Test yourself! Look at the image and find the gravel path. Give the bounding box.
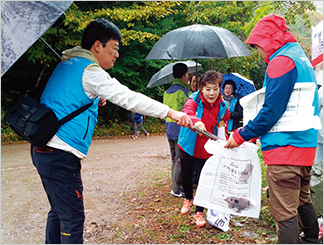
[1,135,171,244]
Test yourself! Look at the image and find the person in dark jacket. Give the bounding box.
[225,14,319,244]
[130,111,149,139]
[163,63,191,198]
[222,79,243,134]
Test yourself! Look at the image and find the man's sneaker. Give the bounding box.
[181,198,193,215]
[194,212,206,228]
[131,135,138,139]
[145,133,149,138]
[170,190,185,198]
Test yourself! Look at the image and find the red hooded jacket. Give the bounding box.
[233,14,317,166]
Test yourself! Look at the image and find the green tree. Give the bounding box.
[1,1,319,128]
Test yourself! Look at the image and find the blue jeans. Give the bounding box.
[31,145,84,244]
[134,120,148,136]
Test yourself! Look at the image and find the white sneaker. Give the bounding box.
[170,190,185,198]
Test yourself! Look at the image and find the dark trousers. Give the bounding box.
[168,139,182,193]
[31,145,84,244]
[179,149,207,213]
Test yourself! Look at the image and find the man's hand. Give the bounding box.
[98,98,106,107]
[224,135,240,149]
[167,109,193,128]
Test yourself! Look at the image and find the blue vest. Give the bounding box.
[260,42,319,149]
[41,57,99,155]
[178,91,228,156]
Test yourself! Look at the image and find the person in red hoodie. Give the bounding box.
[225,14,319,243]
[177,70,230,228]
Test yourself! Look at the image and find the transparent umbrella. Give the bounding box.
[147,60,202,88]
[1,1,72,77]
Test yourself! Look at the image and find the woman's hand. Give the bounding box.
[194,121,206,134]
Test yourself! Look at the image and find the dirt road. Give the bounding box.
[1,135,171,244]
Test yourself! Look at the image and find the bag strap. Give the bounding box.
[57,101,94,127]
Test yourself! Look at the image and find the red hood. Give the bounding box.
[246,14,297,64]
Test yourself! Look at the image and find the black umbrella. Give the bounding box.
[146,23,251,60]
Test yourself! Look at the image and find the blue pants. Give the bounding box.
[134,120,148,136]
[31,145,84,244]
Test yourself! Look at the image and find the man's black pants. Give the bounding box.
[31,145,84,244]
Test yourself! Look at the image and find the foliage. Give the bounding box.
[1,111,22,143]
[244,1,317,38]
[1,1,320,128]
[1,115,165,144]
[249,59,267,90]
[92,116,165,138]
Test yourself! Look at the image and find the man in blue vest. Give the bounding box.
[31,19,192,244]
[225,14,319,243]
[163,63,191,198]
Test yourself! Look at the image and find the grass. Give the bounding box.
[1,115,165,143]
[84,150,277,244]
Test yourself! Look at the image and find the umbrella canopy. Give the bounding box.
[222,73,256,97]
[146,23,251,60]
[147,60,202,88]
[1,1,72,77]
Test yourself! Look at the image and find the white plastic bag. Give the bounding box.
[217,125,226,140]
[207,209,230,231]
[194,139,261,218]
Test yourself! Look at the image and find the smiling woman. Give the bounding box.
[176,70,231,228]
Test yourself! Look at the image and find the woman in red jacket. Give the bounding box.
[177,70,230,228]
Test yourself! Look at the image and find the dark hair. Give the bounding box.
[189,73,201,83]
[198,70,223,90]
[173,63,188,78]
[222,79,236,92]
[82,19,122,50]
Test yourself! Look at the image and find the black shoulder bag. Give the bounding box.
[4,94,94,147]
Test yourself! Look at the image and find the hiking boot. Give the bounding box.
[181,198,193,215]
[170,190,185,198]
[194,212,206,228]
